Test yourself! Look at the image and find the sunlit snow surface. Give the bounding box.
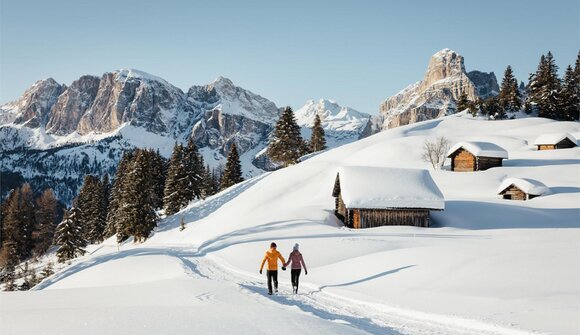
[2,113,579,335]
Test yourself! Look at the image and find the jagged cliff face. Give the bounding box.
[46,75,101,135]
[379,49,498,129]
[188,77,279,155]
[1,78,66,127]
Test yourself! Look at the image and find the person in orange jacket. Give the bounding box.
[259,242,286,295]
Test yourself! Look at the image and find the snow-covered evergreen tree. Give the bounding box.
[267,106,307,167]
[221,143,244,190]
[105,151,134,238]
[75,175,106,244]
[529,52,561,119]
[559,65,579,121]
[117,150,158,243]
[309,114,327,153]
[184,138,205,201]
[54,208,86,263]
[164,143,190,215]
[498,65,522,113]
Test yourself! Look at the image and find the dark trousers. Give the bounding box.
[266,270,278,293]
[291,269,301,291]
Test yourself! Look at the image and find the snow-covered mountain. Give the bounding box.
[378,49,499,129]
[5,114,578,335]
[0,71,370,203]
[294,99,372,147]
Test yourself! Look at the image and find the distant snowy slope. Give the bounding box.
[295,99,371,147]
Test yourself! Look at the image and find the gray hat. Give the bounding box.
[293,243,299,251]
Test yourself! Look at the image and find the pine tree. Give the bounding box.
[105,151,134,238]
[309,114,327,152]
[559,65,579,120]
[101,174,111,224]
[201,165,217,199]
[1,185,36,263]
[498,65,522,114]
[34,189,58,256]
[18,262,32,290]
[164,143,189,215]
[184,138,205,201]
[456,91,471,113]
[148,150,167,209]
[75,175,106,244]
[221,143,244,190]
[19,184,36,260]
[117,150,158,243]
[530,52,561,119]
[54,208,86,263]
[267,106,307,167]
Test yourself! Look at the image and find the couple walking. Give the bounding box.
[259,242,308,295]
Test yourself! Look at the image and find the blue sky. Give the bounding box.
[1,0,578,114]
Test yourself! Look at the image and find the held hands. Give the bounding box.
[282,267,286,271]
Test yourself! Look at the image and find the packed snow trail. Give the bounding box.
[188,248,543,335]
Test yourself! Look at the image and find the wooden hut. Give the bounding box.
[447,142,508,172]
[332,166,444,228]
[533,133,577,150]
[498,178,549,200]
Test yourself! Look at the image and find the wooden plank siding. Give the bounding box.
[450,148,503,171]
[358,208,430,228]
[499,184,541,201]
[537,138,577,150]
[499,185,527,200]
[476,156,503,171]
[451,149,475,172]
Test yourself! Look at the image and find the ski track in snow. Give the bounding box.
[64,245,539,335]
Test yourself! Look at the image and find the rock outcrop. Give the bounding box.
[1,78,65,127]
[46,75,101,135]
[379,49,498,129]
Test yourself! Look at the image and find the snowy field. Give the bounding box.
[1,113,579,335]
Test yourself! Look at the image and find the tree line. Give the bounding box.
[457,50,579,121]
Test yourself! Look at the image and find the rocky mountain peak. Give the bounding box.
[423,49,466,87]
[7,78,66,127]
[378,48,498,130]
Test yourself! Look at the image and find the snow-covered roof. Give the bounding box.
[498,178,549,196]
[533,133,577,145]
[447,141,508,159]
[336,166,445,210]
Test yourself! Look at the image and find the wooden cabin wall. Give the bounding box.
[556,138,577,149]
[476,157,503,171]
[538,144,556,150]
[451,149,475,171]
[501,185,527,200]
[335,194,347,222]
[358,209,430,228]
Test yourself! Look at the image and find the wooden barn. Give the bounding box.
[498,178,549,200]
[533,133,577,150]
[447,142,508,172]
[332,166,444,228]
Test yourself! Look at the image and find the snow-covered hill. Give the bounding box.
[3,114,578,335]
